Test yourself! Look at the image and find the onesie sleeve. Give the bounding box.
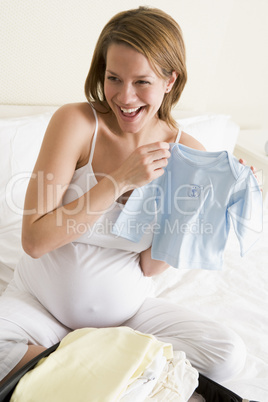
[227,167,263,256]
[112,182,158,242]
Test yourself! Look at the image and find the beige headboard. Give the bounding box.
[1,0,267,129]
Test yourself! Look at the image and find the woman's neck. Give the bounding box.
[105,110,174,147]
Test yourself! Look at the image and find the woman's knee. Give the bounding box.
[207,327,247,383]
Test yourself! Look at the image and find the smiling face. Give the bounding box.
[104,43,176,134]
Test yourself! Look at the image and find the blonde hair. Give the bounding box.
[84,6,187,129]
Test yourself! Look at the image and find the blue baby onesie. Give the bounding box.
[112,144,262,270]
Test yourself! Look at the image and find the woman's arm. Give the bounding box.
[140,247,170,277]
[22,103,123,258]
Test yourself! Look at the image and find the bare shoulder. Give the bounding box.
[46,102,96,161]
[50,102,96,136]
[179,130,206,151]
[32,102,97,176]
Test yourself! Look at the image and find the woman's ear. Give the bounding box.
[165,71,178,93]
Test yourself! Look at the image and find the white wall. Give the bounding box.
[0,0,267,129]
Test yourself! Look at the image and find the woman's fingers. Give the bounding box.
[148,148,171,165]
[239,158,261,189]
[144,141,170,152]
[116,142,171,190]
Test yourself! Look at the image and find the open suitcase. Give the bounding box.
[0,343,259,402]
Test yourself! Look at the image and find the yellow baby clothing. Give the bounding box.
[11,327,173,402]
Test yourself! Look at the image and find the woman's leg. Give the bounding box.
[0,280,70,382]
[122,297,247,383]
[0,345,47,386]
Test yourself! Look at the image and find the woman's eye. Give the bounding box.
[137,80,150,85]
[107,76,119,82]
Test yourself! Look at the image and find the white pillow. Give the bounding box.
[175,113,240,153]
[0,112,53,270]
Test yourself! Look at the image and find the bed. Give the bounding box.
[0,105,267,401]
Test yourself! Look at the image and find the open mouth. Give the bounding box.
[118,106,144,118]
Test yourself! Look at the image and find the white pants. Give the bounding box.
[0,279,246,383]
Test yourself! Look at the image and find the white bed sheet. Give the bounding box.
[152,209,268,401]
[0,105,267,401]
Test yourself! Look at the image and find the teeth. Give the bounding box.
[120,107,140,113]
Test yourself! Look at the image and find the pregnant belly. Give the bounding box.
[16,243,152,329]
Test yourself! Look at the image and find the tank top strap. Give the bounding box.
[175,126,182,143]
[88,103,99,164]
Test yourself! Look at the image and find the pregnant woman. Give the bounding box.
[0,6,246,384]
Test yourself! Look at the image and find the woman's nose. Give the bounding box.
[117,83,137,105]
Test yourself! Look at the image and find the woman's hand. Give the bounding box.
[239,158,261,189]
[112,141,171,192]
[239,158,256,174]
